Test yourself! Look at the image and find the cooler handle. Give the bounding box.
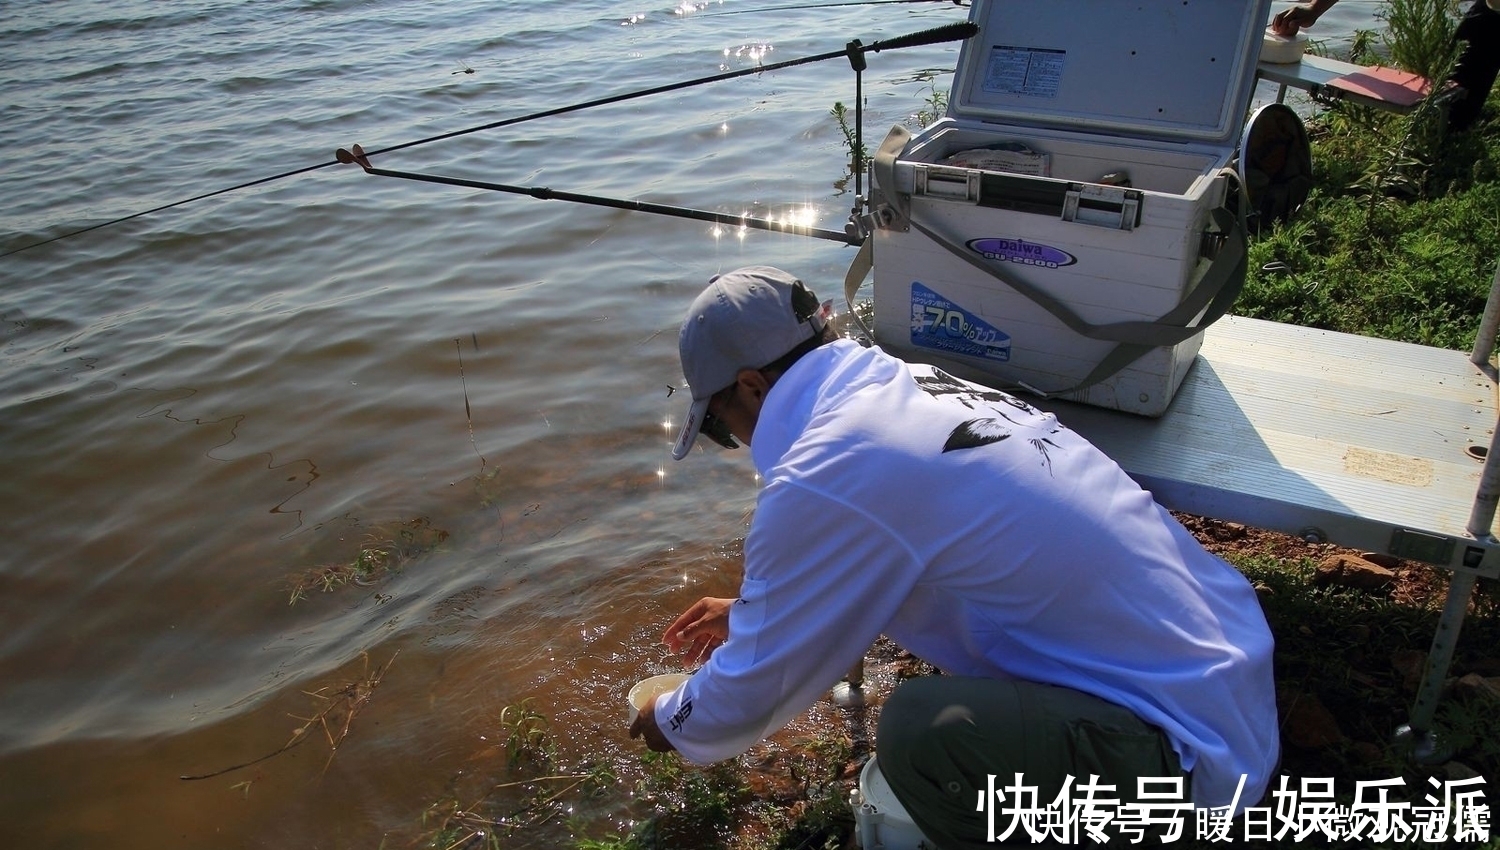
[911,166,1143,231]
[1061,184,1141,231]
[913,164,981,201]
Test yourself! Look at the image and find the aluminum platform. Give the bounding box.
[1034,310,1500,746]
[1041,314,1499,577]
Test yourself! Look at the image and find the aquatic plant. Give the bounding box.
[500,697,554,766]
[286,517,449,604]
[909,83,948,130]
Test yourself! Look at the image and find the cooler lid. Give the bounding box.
[948,0,1273,146]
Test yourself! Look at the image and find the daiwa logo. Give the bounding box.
[967,238,1076,269]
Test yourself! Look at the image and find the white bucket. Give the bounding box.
[626,673,690,724]
[853,755,940,850]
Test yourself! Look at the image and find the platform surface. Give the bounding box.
[1257,54,1428,113]
[1037,315,1499,576]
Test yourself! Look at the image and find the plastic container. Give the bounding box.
[626,673,691,724]
[852,755,938,850]
[1260,30,1308,64]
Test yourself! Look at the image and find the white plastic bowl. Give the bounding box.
[1261,30,1309,64]
[626,672,691,724]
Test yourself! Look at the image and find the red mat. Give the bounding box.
[1327,65,1433,108]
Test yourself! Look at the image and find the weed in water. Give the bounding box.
[500,697,554,767]
[416,702,619,849]
[628,751,747,849]
[829,101,865,174]
[421,767,602,848]
[179,651,397,781]
[286,517,448,604]
[908,84,948,130]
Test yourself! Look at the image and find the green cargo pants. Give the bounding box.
[875,675,1187,848]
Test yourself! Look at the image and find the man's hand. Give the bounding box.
[663,596,735,667]
[1271,2,1330,37]
[628,692,676,752]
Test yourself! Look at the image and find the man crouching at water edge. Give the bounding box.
[628,266,1279,847]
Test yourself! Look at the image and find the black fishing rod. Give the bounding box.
[335,145,863,246]
[700,0,967,17]
[3,20,973,260]
[329,21,977,246]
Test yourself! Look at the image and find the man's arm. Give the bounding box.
[649,481,924,765]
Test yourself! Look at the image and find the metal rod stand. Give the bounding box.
[1398,256,1500,762]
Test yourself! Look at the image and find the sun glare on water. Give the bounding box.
[709,203,821,243]
[672,1,724,16]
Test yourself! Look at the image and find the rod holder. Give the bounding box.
[846,39,867,200]
[335,144,373,171]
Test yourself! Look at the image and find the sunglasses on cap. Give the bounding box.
[699,385,740,450]
[700,411,739,450]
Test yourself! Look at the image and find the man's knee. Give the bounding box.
[880,676,994,752]
[873,676,1186,847]
[877,676,1183,804]
[878,676,1031,783]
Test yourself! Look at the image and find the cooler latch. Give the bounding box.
[1061,184,1142,231]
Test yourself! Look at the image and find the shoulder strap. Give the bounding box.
[906,187,1246,349]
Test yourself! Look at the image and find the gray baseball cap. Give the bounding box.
[672,266,828,460]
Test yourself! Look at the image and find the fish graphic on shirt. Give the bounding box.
[914,368,1063,471]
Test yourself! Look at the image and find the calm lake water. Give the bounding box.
[0,1,1384,847]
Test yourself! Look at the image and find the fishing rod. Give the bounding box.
[350,22,972,165]
[332,21,978,246]
[699,0,967,17]
[335,144,862,245]
[3,20,973,260]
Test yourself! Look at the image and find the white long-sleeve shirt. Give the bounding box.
[655,339,1279,810]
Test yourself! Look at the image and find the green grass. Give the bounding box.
[1243,178,1500,350]
[1239,97,1499,350]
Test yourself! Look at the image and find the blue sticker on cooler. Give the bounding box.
[909,282,1011,362]
[967,237,1076,269]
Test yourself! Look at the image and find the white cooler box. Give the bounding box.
[869,0,1270,416]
